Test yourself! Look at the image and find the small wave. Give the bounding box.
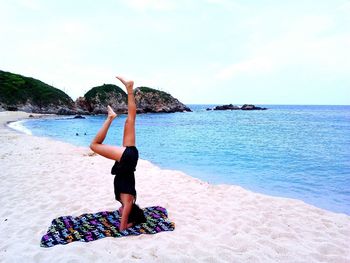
[7,120,32,135]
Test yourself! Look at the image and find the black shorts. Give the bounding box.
[111,146,139,201]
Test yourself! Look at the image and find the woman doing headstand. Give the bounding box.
[90,76,145,231]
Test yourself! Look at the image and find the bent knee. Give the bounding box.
[90,142,98,152]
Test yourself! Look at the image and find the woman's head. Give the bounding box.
[128,204,146,224]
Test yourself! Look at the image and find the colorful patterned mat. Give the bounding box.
[40,206,175,247]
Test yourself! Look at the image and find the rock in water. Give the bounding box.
[134,87,191,113]
[241,104,267,110]
[212,104,267,111]
[73,115,85,119]
[213,104,240,110]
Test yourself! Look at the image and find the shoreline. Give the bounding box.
[1,111,349,262]
[8,113,350,216]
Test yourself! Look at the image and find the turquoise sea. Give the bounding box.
[18,105,350,214]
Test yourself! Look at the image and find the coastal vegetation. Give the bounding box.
[0,70,190,114]
[137,87,172,103]
[0,70,74,111]
[134,87,191,113]
[78,84,128,114]
[84,84,127,104]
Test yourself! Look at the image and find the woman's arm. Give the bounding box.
[120,203,132,231]
[119,193,134,231]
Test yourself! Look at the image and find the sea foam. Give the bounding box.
[8,120,32,135]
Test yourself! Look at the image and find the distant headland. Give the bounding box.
[0,70,191,115]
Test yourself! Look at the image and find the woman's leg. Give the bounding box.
[116,76,136,147]
[90,105,126,161]
[114,76,137,230]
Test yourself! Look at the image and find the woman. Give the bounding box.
[90,76,146,231]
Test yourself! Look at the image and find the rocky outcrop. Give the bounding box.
[74,97,91,114]
[0,70,191,115]
[208,104,267,111]
[0,70,75,114]
[0,95,76,115]
[134,87,191,113]
[0,103,77,115]
[213,104,240,111]
[74,86,191,114]
[81,84,128,114]
[241,104,267,110]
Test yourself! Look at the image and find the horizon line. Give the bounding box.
[184,103,350,106]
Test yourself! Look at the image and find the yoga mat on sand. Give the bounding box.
[40,206,175,248]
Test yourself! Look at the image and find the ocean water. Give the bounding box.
[19,105,350,214]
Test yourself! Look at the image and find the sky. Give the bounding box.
[0,0,349,105]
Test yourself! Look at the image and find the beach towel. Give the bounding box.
[40,206,175,248]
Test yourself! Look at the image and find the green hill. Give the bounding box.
[80,84,128,114]
[0,70,74,110]
[0,70,191,114]
[137,87,172,102]
[84,84,127,103]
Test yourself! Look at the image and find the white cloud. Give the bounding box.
[1,0,349,104]
[338,0,350,13]
[16,0,42,10]
[124,0,176,11]
[216,14,350,80]
[216,56,274,79]
[60,20,88,36]
[205,0,243,9]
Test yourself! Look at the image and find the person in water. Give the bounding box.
[90,76,146,231]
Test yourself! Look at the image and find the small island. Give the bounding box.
[207,104,267,111]
[77,85,191,114]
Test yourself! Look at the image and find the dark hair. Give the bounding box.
[128,204,146,224]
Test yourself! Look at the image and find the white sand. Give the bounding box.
[0,111,349,263]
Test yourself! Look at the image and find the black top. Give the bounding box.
[111,146,139,202]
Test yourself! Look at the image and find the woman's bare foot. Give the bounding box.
[107,105,117,120]
[116,76,134,94]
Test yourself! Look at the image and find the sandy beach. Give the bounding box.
[0,111,349,263]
